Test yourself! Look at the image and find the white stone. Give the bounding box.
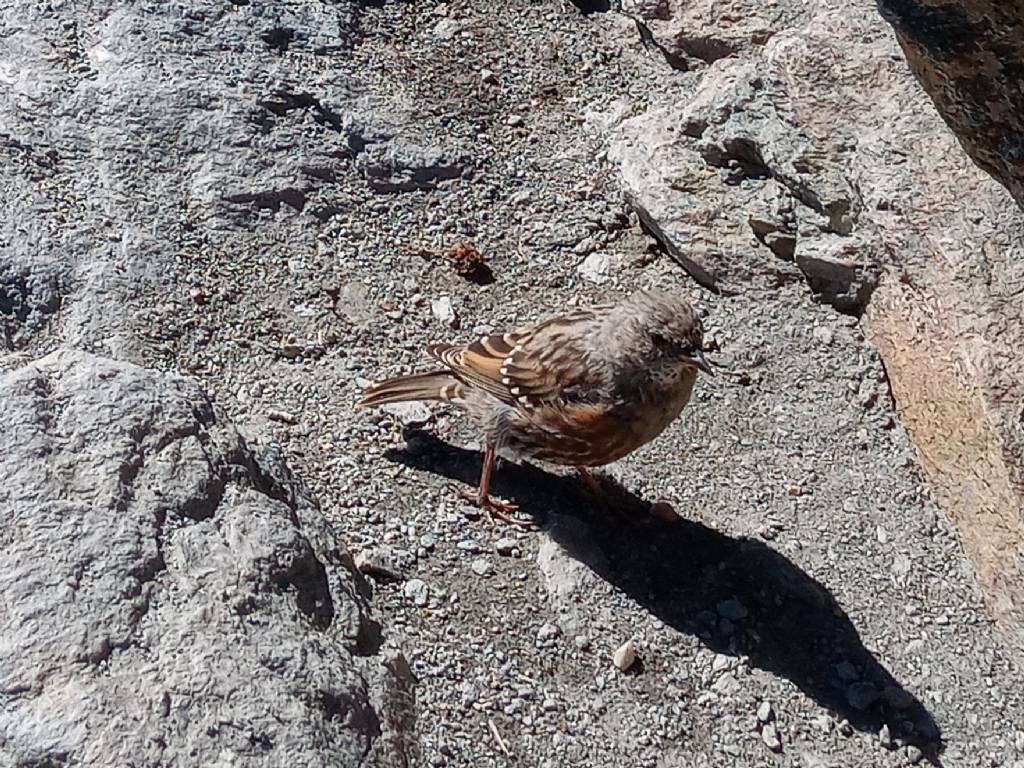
[612,640,637,671]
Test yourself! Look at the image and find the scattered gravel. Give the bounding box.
[19,0,1018,765]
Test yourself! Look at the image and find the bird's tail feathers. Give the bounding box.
[356,371,465,408]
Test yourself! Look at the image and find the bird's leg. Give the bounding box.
[459,444,533,528]
[575,466,604,495]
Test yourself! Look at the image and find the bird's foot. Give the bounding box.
[459,489,535,529]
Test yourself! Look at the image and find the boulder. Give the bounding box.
[605,0,1024,657]
[0,349,416,766]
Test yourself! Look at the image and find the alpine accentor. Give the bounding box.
[358,287,711,525]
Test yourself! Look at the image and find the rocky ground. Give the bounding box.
[3,0,1023,766]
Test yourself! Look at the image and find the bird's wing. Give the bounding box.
[429,307,603,408]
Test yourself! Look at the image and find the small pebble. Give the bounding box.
[403,578,429,607]
[811,714,833,733]
[612,640,637,671]
[432,18,462,40]
[430,296,459,328]
[601,211,625,231]
[537,622,561,642]
[834,661,859,681]
[267,409,298,425]
[381,400,433,427]
[354,545,410,580]
[878,724,894,749]
[711,673,740,695]
[577,252,611,283]
[883,684,915,709]
[459,681,478,708]
[279,334,303,358]
[812,326,834,345]
[573,236,596,255]
[756,700,774,724]
[470,558,493,577]
[760,722,782,752]
[494,537,518,556]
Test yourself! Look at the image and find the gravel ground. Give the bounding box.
[119,2,1023,766]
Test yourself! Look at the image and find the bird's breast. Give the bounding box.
[623,369,697,449]
[503,368,697,467]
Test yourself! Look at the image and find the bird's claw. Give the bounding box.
[459,489,535,529]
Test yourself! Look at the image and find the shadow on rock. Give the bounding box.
[389,430,944,762]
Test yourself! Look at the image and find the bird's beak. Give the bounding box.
[686,349,714,375]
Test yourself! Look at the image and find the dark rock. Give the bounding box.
[879,0,1024,206]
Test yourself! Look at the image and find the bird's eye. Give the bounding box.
[650,333,677,353]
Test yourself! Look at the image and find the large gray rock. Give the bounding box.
[0,0,468,359]
[604,0,1024,657]
[0,349,416,766]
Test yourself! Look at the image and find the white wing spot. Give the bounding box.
[500,367,509,375]
[501,377,511,385]
[517,395,532,407]
[510,387,521,395]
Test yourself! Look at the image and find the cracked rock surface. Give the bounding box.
[0,350,415,767]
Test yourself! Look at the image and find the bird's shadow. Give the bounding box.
[389,431,944,762]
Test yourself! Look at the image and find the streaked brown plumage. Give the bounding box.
[357,288,712,525]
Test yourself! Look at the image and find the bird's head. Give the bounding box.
[628,288,713,375]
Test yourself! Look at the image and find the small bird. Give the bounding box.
[357,288,712,525]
